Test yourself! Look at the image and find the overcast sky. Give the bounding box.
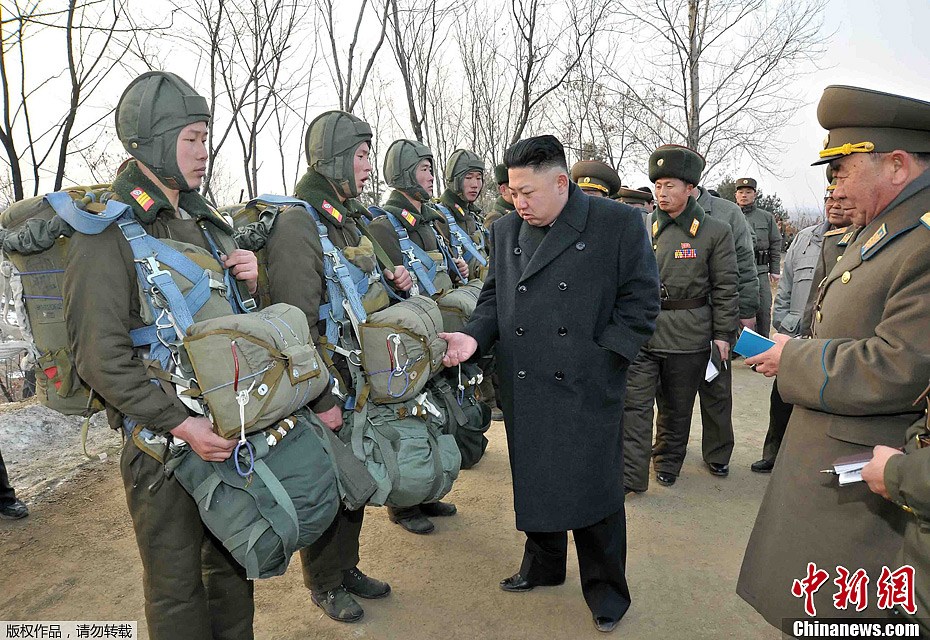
[701,0,930,213]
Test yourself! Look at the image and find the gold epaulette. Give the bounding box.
[824,226,848,237]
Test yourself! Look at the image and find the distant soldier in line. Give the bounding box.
[636,186,656,213]
[622,145,738,492]
[735,178,781,336]
[439,149,489,279]
[613,186,653,212]
[485,163,515,230]
[570,160,622,199]
[750,173,853,473]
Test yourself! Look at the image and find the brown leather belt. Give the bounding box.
[661,296,708,310]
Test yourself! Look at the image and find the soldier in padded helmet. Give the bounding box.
[365,139,468,535]
[261,110,411,624]
[64,71,260,640]
[438,149,490,278]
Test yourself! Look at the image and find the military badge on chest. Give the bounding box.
[674,242,697,259]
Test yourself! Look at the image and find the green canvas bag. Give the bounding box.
[435,279,483,332]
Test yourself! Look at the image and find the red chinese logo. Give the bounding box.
[833,566,869,612]
[791,562,830,617]
[876,565,916,615]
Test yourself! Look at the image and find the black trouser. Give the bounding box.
[0,446,17,505]
[761,378,792,463]
[520,507,631,621]
[121,439,254,640]
[300,505,364,593]
[697,356,735,465]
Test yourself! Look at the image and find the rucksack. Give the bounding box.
[341,390,460,508]
[435,279,483,333]
[428,365,491,469]
[0,187,114,415]
[166,410,341,579]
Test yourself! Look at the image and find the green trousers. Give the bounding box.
[121,439,254,640]
[300,505,364,592]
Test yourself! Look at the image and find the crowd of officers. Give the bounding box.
[14,67,930,640]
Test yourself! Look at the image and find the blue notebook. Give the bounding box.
[733,328,776,358]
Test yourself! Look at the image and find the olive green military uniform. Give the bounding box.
[485,163,515,231]
[438,188,487,278]
[263,169,373,596]
[883,407,930,636]
[66,162,254,640]
[738,85,930,628]
[738,181,781,337]
[623,197,738,489]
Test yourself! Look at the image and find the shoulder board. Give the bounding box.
[921,211,930,230]
[652,220,658,237]
[689,218,700,237]
[824,226,848,237]
[838,230,855,246]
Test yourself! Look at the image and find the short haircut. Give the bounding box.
[503,135,567,173]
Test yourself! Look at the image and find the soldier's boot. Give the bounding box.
[388,505,434,534]
[420,501,457,517]
[311,586,364,623]
[342,567,391,599]
[0,499,28,520]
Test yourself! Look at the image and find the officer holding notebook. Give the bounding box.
[738,85,930,629]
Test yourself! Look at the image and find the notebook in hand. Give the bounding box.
[733,328,776,359]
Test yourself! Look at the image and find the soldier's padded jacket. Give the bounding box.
[438,188,485,275]
[647,196,739,354]
[368,189,444,267]
[263,169,371,414]
[695,186,759,319]
[64,161,238,434]
[743,204,782,274]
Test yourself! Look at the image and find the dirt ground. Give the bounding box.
[0,366,779,639]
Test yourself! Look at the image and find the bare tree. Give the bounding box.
[317,0,390,114]
[601,0,829,176]
[0,0,151,200]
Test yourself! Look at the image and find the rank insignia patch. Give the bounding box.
[322,200,342,222]
[130,187,154,212]
[401,210,417,226]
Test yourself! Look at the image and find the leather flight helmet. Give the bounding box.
[305,110,373,199]
[384,139,434,202]
[444,149,485,195]
[115,71,211,192]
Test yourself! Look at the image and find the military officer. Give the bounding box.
[739,85,930,628]
[485,162,515,229]
[65,72,259,640]
[751,175,853,473]
[692,182,759,478]
[636,186,656,213]
[622,145,738,491]
[264,111,406,623]
[735,177,781,336]
[613,186,653,211]
[570,159,622,198]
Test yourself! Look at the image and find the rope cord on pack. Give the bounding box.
[232,340,256,478]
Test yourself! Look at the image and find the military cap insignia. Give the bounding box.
[689,219,700,236]
[742,179,749,185]
[322,199,342,222]
[860,223,887,257]
[657,159,665,167]
[130,187,154,212]
[401,209,417,226]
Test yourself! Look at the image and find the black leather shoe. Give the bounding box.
[707,462,730,477]
[594,615,620,633]
[420,501,457,517]
[311,586,364,623]
[751,458,775,473]
[499,572,564,592]
[0,499,28,520]
[655,472,676,486]
[343,567,391,599]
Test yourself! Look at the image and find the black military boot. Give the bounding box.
[343,567,391,599]
[388,505,435,534]
[310,586,364,623]
[420,501,457,517]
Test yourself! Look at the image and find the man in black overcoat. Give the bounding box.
[441,135,660,633]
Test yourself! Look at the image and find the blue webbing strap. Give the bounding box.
[45,192,128,235]
[433,202,488,267]
[372,207,438,296]
[199,223,256,313]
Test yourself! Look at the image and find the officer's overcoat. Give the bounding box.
[464,184,659,531]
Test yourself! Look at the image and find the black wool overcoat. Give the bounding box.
[464,184,660,531]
